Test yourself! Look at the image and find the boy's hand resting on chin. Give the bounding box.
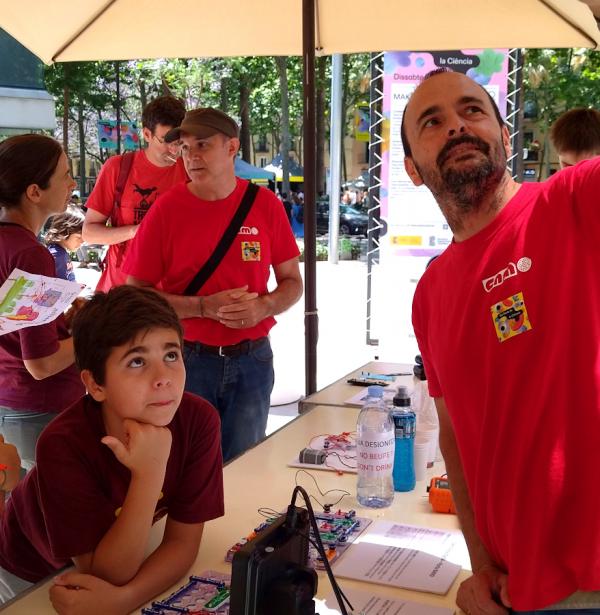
[101,419,172,484]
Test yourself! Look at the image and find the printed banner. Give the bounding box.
[98,120,140,151]
[373,49,509,362]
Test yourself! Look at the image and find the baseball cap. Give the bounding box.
[164,108,239,142]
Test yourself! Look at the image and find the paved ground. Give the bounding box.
[74,259,378,435]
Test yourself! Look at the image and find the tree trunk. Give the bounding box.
[239,82,251,162]
[275,56,291,196]
[62,65,70,154]
[220,78,228,112]
[139,79,147,114]
[115,61,121,155]
[316,56,327,195]
[77,103,87,197]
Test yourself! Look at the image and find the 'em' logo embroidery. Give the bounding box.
[242,242,261,261]
[490,292,533,342]
[482,257,532,292]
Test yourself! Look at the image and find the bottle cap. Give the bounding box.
[393,385,411,407]
[367,385,384,398]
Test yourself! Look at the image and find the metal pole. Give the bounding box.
[328,53,343,264]
[366,53,384,345]
[506,48,524,180]
[303,0,318,395]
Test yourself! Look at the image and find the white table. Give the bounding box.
[2,404,466,614]
[299,361,415,413]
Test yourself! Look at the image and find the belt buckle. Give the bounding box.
[218,346,225,357]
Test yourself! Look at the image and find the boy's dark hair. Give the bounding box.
[0,135,63,208]
[550,107,600,155]
[72,286,183,385]
[400,68,505,158]
[141,96,186,132]
[44,206,85,244]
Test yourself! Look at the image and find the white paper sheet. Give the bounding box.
[317,587,454,614]
[332,521,467,595]
[0,268,82,336]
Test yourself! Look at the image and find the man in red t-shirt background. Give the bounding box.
[124,108,303,462]
[83,96,187,292]
[403,69,600,615]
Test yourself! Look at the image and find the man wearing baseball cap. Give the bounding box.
[124,108,302,462]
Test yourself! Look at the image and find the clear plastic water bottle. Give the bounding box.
[356,386,395,508]
[391,386,416,492]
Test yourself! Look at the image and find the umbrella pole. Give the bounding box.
[303,0,318,395]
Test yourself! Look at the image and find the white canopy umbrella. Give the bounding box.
[0,0,598,63]
[1,0,598,394]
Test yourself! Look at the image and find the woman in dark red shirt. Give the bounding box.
[0,135,85,471]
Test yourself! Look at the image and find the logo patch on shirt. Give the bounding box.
[239,225,259,236]
[491,292,532,342]
[482,257,532,292]
[241,241,261,261]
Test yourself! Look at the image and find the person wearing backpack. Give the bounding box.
[82,96,187,292]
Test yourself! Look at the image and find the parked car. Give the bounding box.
[316,201,369,235]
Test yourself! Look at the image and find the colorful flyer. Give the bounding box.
[0,268,82,336]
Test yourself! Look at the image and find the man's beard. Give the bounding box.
[415,134,507,216]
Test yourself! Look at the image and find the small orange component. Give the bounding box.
[428,476,457,514]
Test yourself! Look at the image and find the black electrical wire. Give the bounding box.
[289,485,353,615]
[294,469,351,509]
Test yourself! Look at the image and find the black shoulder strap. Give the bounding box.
[183,182,259,296]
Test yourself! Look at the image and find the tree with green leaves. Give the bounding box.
[522,48,600,176]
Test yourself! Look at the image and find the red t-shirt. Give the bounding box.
[85,151,187,292]
[0,392,224,582]
[123,178,300,346]
[0,223,85,412]
[412,159,600,610]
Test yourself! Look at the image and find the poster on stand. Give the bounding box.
[373,49,509,362]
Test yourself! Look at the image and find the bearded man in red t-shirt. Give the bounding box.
[403,69,600,615]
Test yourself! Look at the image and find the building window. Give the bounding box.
[256,135,268,152]
[259,157,268,168]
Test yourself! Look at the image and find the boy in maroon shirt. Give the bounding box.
[0,286,224,613]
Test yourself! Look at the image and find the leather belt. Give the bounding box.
[183,337,267,358]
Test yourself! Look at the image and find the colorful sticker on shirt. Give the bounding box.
[491,292,532,342]
[241,241,261,261]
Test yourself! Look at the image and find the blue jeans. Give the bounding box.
[0,407,55,473]
[182,337,274,463]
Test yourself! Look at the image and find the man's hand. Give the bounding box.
[202,285,259,321]
[216,294,271,329]
[456,564,511,615]
[101,419,172,484]
[50,572,129,615]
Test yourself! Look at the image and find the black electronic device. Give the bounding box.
[347,377,390,387]
[229,505,317,615]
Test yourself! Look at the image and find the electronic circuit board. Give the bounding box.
[224,509,371,569]
[141,571,231,614]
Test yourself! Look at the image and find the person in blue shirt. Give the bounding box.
[44,205,85,281]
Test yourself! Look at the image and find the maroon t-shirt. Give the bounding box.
[0,223,84,412]
[0,392,224,582]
